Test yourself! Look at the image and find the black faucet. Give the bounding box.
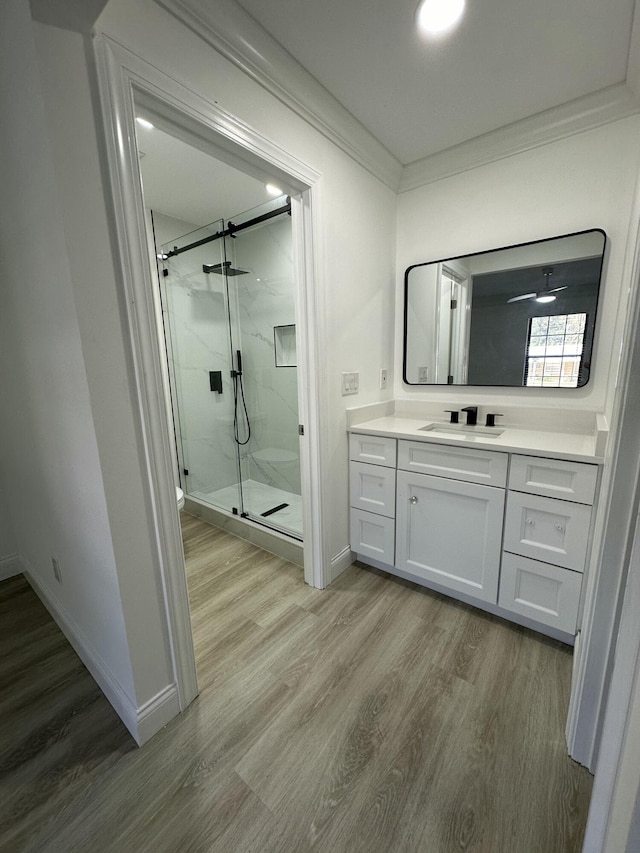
[461,406,478,426]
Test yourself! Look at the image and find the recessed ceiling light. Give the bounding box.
[135,117,154,130]
[416,0,465,35]
[265,183,283,196]
[535,295,556,304]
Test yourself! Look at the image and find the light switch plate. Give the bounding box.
[342,371,359,395]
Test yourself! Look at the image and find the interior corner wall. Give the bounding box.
[31,18,177,720]
[96,0,398,562]
[0,0,135,706]
[395,116,640,417]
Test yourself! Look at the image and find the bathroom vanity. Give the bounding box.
[348,410,603,644]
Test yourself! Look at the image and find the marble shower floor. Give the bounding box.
[191,478,303,539]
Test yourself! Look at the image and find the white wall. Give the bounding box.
[396,118,640,418]
[32,19,179,734]
[0,0,135,703]
[96,0,397,562]
[0,480,18,578]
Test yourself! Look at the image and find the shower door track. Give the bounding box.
[165,199,291,258]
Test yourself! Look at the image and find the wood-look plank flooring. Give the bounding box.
[0,513,593,852]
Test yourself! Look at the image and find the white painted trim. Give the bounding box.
[93,33,328,717]
[154,0,640,194]
[566,155,640,769]
[291,190,330,588]
[24,566,139,740]
[94,33,199,716]
[25,564,179,747]
[582,510,640,853]
[136,684,181,746]
[154,0,402,191]
[330,546,354,583]
[400,84,640,192]
[0,555,23,582]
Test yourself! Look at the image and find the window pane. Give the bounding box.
[531,317,549,334]
[525,313,586,388]
[548,316,567,335]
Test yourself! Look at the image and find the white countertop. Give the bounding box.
[349,416,602,463]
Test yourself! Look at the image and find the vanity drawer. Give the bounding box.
[509,454,598,505]
[499,553,582,635]
[397,440,508,487]
[350,509,395,564]
[349,433,397,468]
[503,491,592,572]
[349,461,396,518]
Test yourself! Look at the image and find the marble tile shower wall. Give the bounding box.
[232,217,301,495]
[165,214,300,499]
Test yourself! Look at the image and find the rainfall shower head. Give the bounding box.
[202,261,249,276]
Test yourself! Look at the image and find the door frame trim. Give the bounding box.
[93,33,327,712]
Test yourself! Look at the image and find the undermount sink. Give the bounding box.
[419,423,505,437]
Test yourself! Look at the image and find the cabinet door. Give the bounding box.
[499,553,582,634]
[349,462,396,518]
[396,470,504,603]
[503,491,592,571]
[350,509,395,564]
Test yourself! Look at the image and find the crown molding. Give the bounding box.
[399,83,640,193]
[154,0,640,196]
[154,0,403,190]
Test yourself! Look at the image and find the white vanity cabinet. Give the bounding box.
[395,442,506,603]
[348,433,599,643]
[498,454,598,634]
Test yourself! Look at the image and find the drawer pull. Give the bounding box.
[409,496,419,504]
[556,524,565,532]
[526,518,535,526]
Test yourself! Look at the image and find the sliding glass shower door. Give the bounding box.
[160,198,302,540]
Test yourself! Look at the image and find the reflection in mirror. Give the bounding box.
[403,229,606,388]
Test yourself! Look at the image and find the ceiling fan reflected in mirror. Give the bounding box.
[507,267,568,304]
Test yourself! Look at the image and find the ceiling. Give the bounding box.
[136,122,277,227]
[234,0,637,165]
[30,0,639,218]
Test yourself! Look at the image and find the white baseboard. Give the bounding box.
[330,546,354,582]
[136,684,181,745]
[0,554,23,581]
[24,564,179,746]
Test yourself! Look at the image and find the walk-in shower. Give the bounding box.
[158,196,302,540]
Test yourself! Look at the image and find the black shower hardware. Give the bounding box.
[461,406,478,426]
[203,261,249,277]
[485,413,504,427]
[231,349,251,446]
[209,371,223,394]
[165,199,291,259]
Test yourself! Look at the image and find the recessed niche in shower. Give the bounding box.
[274,324,297,367]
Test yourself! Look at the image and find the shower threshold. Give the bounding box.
[190,479,303,539]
